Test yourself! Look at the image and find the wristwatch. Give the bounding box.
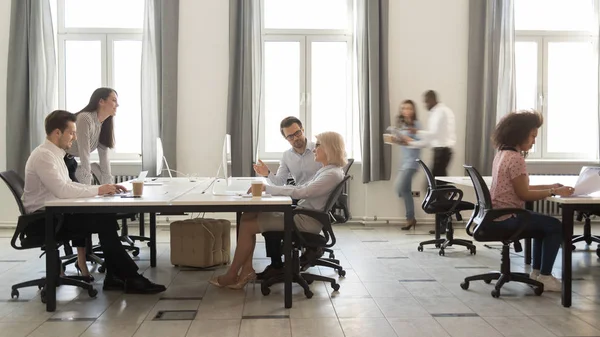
[549,188,556,197]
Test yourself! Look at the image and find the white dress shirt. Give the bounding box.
[23,140,99,214]
[266,165,344,211]
[267,141,322,186]
[409,103,456,148]
[66,111,113,184]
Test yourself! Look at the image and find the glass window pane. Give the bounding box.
[546,41,598,156]
[515,0,596,31]
[515,41,538,112]
[64,40,102,113]
[64,0,144,29]
[264,0,348,30]
[264,41,301,153]
[310,41,350,154]
[112,40,142,154]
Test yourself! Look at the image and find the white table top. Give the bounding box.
[44,177,292,207]
[437,175,600,204]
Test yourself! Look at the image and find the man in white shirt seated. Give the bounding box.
[22,110,166,294]
[399,90,457,234]
[252,116,322,280]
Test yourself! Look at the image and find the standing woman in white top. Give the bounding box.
[65,87,119,279]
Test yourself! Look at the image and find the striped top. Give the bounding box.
[66,111,112,185]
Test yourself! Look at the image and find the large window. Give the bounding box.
[259,0,357,159]
[54,0,144,159]
[515,0,599,160]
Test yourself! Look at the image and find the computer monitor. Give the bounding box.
[156,137,172,178]
[221,134,232,180]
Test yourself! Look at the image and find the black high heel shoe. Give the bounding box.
[401,219,417,231]
[75,263,95,282]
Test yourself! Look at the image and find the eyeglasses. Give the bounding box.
[284,129,303,141]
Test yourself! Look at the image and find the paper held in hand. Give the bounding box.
[572,166,600,196]
[383,126,401,145]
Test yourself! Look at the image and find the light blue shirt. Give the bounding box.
[267,141,322,186]
[395,121,422,170]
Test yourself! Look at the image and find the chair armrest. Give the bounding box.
[429,187,464,213]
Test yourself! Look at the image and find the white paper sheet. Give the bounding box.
[572,166,600,196]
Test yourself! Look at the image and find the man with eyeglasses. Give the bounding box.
[253,116,322,280]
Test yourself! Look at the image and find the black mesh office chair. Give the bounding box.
[415,159,476,256]
[572,212,600,252]
[261,175,351,298]
[330,158,354,224]
[0,170,97,302]
[460,165,544,298]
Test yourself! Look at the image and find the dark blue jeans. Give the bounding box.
[495,211,562,275]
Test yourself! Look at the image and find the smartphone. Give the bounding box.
[120,195,141,198]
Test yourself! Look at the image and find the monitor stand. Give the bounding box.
[163,156,173,179]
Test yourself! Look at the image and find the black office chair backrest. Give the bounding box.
[464,165,492,212]
[0,170,27,215]
[343,159,354,176]
[323,175,352,214]
[416,159,437,189]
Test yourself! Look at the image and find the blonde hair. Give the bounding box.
[315,132,347,167]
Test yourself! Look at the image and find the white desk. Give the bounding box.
[42,177,295,312]
[437,175,598,308]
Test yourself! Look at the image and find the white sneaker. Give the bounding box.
[537,274,562,292]
[529,269,540,280]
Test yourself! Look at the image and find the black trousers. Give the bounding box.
[64,155,87,248]
[34,214,139,279]
[432,147,453,178]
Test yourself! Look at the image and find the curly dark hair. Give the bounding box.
[492,110,543,149]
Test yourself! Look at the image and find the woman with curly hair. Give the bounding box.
[490,110,574,291]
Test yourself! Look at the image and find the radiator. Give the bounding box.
[114,175,136,183]
[532,199,561,216]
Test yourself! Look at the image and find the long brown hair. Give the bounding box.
[77,87,116,148]
[396,100,418,127]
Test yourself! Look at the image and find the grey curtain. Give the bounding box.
[355,0,391,183]
[227,0,262,177]
[465,0,515,174]
[6,0,56,176]
[141,0,179,177]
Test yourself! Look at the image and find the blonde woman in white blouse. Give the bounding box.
[65,87,119,279]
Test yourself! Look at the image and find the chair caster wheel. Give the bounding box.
[329,253,335,259]
[338,269,346,277]
[331,283,340,291]
[98,265,106,273]
[132,250,139,257]
[470,248,476,255]
[596,248,599,258]
[147,242,152,247]
[11,289,19,299]
[306,279,314,285]
[534,286,543,296]
[439,249,445,256]
[435,243,441,248]
[38,284,43,290]
[460,281,469,290]
[491,289,500,298]
[304,290,313,299]
[484,279,492,284]
[417,246,423,252]
[88,288,98,298]
[261,284,271,296]
[40,289,46,303]
[572,245,576,251]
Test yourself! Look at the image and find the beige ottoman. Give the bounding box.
[170,218,231,268]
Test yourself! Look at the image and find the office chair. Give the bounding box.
[330,158,354,224]
[0,170,98,302]
[260,176,351,298]
[415,159,476,256]
[460,165,543,298]
[572,211,600,251]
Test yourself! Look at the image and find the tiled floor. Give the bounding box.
[0,222,599,337]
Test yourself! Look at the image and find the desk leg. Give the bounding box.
[283,209,293,309]
[561,205,573,307]
[150,213,157,267]
[139,213,145,237]
[45,211,57,312]
[236,212,242,240]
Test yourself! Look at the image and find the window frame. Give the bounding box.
[56,0,143,161]
[258,0,356,160]
[515,2,600,161]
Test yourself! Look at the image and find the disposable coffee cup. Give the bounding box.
[251,181,263,197]
[132,181,144,196]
